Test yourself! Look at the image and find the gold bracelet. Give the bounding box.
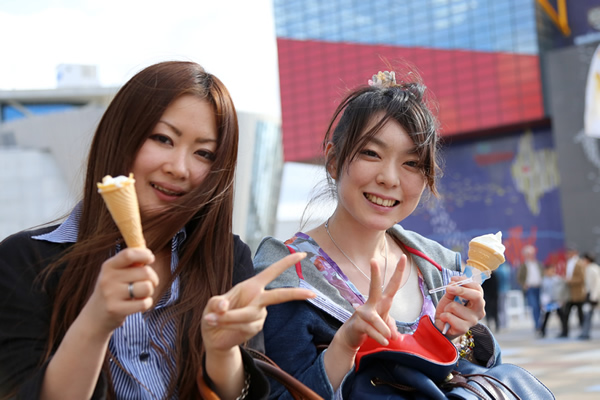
[458,330,475,358]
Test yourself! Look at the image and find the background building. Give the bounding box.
[272,0,600,277]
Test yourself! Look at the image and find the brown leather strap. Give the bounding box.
[196,366,220,400]
[446,372,522,400]
[461,373,521,400]
[468,375,511,400]
[246,348,324,400]
[445,374,492,399]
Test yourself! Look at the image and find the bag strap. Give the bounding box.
[197,349,324,400]
[197,365,221,400]
[446,372,522,400]
[285,244,305,279]
[246,348,324,400]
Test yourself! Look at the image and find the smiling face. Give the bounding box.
[330,115,427,232]
[132,94,217,217]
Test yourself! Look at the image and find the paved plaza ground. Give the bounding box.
[492,311,600,400]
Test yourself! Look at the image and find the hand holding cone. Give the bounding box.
[97,173,146,248]
[441,232,505,335]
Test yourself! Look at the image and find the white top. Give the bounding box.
[525,260,542,287]
[585,263,600,302]
[389,259,422,321]
[566,256,579,280]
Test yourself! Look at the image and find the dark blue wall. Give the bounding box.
[402,127,564,275]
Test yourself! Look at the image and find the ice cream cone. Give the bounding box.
[97,173,146,248]
[465,232,505,274]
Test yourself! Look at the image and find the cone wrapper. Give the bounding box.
[97,173,146,248]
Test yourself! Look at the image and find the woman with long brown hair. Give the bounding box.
[0,61,313,399]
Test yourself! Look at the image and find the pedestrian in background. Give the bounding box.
[517,244,544,333]
[482,269,499,331]
[495,262,512,330]
[559,247,586,338]
[579,253,600,340]
[538,263,566,338]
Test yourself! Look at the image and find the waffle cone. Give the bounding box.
[466,242,505,273]
[98,176,146,248]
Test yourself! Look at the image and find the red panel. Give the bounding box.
[277,39,544,162]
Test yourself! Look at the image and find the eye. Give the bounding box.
[149,134,173,146]
[360,149,379,158]
[404,159,423,171]
[195,149,216,162]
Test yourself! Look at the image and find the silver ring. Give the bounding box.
[128,282,135,299]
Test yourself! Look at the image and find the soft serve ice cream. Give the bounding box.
[465,232,505,276]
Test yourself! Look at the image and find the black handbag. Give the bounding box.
[342,316,555,400]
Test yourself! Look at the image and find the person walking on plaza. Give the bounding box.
[517,244,544,332]
[538,264,566,338]
[579,253,600,340]
[559,247,586,338]
[482,268,499,331]
[495,262,512,330]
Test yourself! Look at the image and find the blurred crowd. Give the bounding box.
[481,244,600,340]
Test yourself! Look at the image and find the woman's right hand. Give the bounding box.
[336,254,406,350]
[324,255,406,390]
[41,248,159,400]
[85,247,159,333]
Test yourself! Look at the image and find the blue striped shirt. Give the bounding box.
[33,203,184,399]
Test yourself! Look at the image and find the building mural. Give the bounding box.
[402,127,564,282]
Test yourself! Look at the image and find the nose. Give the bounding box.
[376,162,400,188]
[164,149,190,180]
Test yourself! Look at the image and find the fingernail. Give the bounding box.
[446,285,458,294]
[204,314,218,326]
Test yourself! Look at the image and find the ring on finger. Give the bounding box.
[128,282,135,299]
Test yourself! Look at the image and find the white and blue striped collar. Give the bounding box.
[33,202,83,243]
[32,201,187,247]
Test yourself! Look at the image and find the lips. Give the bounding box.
[150,182,185,197]
[365,193,399,207]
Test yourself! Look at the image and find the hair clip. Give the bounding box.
[368,71,397,88]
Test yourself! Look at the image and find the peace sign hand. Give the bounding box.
[336,254,407,351]
[323,255,407,390]
[201,252,316,353]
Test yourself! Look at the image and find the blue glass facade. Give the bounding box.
[275,0,539,54]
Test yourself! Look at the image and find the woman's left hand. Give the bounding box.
[201,252,316,353]
[434,276,485,340]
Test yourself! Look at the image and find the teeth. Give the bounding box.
[152,183,182,196]
[365,193,396,207]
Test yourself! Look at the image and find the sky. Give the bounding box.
[0,0,281,116]
[0,0,317,222]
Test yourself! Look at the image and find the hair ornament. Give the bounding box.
[368,71,397,88]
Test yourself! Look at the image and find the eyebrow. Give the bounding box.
[367,135,419,154]
[159,120,217,144]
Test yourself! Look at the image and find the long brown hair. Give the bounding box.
[43,61,239,398]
